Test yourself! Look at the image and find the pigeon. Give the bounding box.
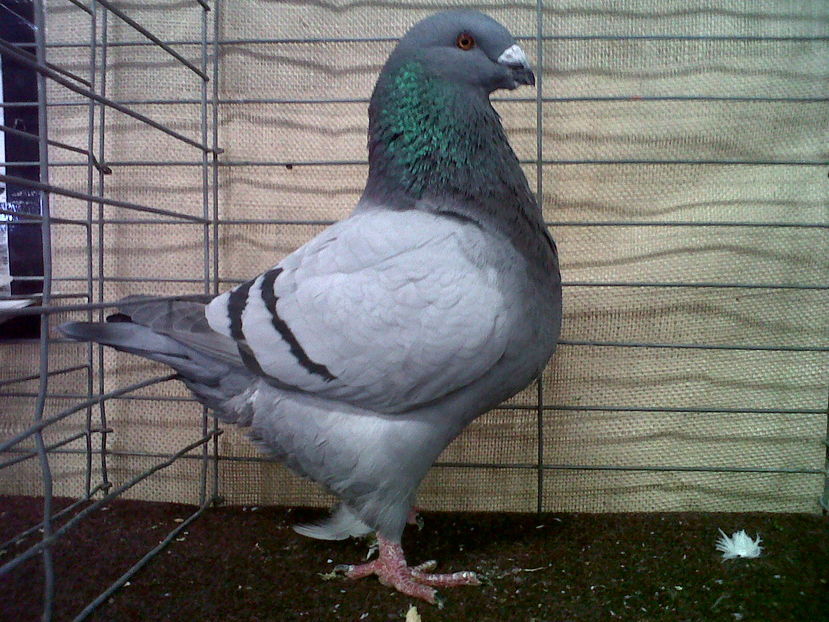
[60,10,562,604]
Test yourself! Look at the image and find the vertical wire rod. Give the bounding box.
[83,0,99,501]
[95,0,111,496]
[31,3,56,619]
[821,392,829,511]
[209,0,223,504]
[198,0,211,508]
[534,0,545,515]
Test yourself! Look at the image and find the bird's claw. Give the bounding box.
[365,539,379,560]
[476,571,494,586]
[411,559,437,572]
[336,535,480,604]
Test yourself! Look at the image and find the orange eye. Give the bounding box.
[456,33,475,50]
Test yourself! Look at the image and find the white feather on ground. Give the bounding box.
[716,529,763,559]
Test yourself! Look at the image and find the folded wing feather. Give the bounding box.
[206,209,509,414]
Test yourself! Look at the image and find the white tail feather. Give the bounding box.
[292,504,372,541]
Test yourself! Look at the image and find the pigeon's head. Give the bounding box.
[384,11,535,95]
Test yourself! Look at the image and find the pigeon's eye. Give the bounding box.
[456,33,475,51]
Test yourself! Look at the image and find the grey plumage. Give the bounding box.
[292,503,373,541]
[60,10,562,601]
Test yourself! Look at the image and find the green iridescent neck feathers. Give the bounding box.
[361,60,553,265]
[365,62,529,207]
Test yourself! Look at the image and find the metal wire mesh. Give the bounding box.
[0,1,827,620]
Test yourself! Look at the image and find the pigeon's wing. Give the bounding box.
[206,209,512,413]
[114,295,243,366]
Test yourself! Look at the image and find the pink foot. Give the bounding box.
[337,535,479,605]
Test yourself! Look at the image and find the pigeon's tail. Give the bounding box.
[59,296,256,426]
[293,503,373,541]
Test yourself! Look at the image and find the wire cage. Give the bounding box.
[0,1,827,620]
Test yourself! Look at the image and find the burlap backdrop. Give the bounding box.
[1,1,826,513]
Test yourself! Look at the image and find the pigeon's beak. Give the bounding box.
[497,44,535,87]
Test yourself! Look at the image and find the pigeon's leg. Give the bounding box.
[339,535,479,604]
